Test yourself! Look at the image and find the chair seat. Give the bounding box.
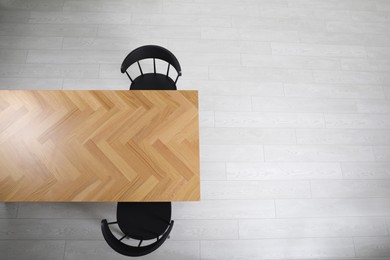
[130,73,177,90]
[117,202,171,240]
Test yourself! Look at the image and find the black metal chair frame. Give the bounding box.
[121,45,182,89]
[101,219,174,257]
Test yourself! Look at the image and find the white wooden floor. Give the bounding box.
[1,0,390,259]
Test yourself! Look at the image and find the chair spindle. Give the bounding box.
[137,61,143,76]
[125,71,133,82]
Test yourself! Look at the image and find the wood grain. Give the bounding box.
[0,90,199,202]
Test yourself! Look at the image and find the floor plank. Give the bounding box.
[0,240,65,260]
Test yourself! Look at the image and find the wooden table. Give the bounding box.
[0,90,199,202]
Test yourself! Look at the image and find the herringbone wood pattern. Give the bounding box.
[0,90,199,202]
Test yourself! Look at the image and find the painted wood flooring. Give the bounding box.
[0,0,390,259]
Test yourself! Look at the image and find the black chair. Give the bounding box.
[101,202,174,257]
[121,45,182,90]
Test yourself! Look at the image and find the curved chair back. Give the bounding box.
[101,219,174,257]
[121,45,181,76]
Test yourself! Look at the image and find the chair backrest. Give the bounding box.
[121,45,182,76]
[101,219,174,257]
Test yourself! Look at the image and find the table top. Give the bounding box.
[0,90,199,202]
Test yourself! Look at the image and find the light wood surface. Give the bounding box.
[0,90,199,202]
